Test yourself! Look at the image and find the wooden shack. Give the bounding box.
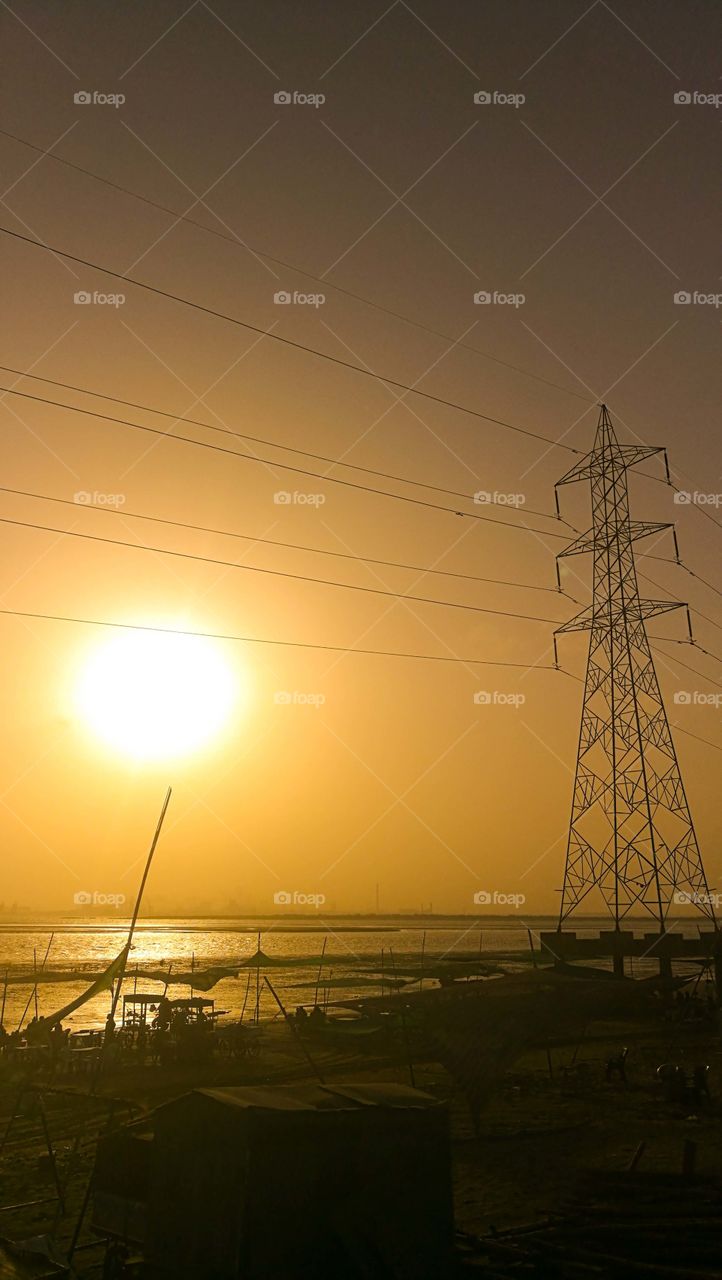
[144,1082,452,1278]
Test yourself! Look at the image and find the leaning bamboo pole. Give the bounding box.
[67,787,172,1262]
[17,933,54,1032]
[313,936,327,1009]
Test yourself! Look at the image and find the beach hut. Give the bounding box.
[144,1082,452,1278]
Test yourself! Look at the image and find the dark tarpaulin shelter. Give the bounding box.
[145,1083,453,1279]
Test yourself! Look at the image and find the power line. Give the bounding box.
[0,126,596,407]
[0,384,574,540]
[0,224,584,456]
[693,641,722,667]
[4,186,719,551]
[0,483,570,597]
[682,564,722,606]
[0,514,565,624]
[671,724,722,755]
[637,566,722,640]
[666,487,722,536]
[634,466,722,537]
[0,603,560,668]
[0,364,571,527]
[650,639,722,693]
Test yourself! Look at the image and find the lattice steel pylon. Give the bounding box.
[553,405,716,932]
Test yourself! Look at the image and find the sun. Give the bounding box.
[75,629,238,761]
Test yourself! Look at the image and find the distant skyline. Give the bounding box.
[0,1,719,919]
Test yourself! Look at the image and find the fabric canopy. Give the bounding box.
[40,949,127,1027]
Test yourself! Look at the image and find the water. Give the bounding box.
[0,915,704,1031]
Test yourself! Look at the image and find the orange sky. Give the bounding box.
[0,1,719,916]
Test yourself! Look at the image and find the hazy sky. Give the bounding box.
[0,1,720,916]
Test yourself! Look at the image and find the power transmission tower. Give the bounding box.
[553,405,717,947]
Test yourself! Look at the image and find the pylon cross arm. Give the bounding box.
[555,444,662,490]
[637,599,686,622]
[627,520,673,544]
[558,522,672,559]
[616,445,665,470]
[555,597,683,636]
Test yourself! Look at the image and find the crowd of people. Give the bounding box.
[0,1015,72,1063]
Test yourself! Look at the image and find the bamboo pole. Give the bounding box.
[255,930,261,1023]
[0,970,8,1030]
[419,930,426,993]
[107,787,172,1028]
[313,936,327,1009]
[264,976,325,1083]
[18,933,54,1032]
[240,970,251,1024]
[67,787,172,1262]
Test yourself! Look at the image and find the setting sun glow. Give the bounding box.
[75,630,237,761]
